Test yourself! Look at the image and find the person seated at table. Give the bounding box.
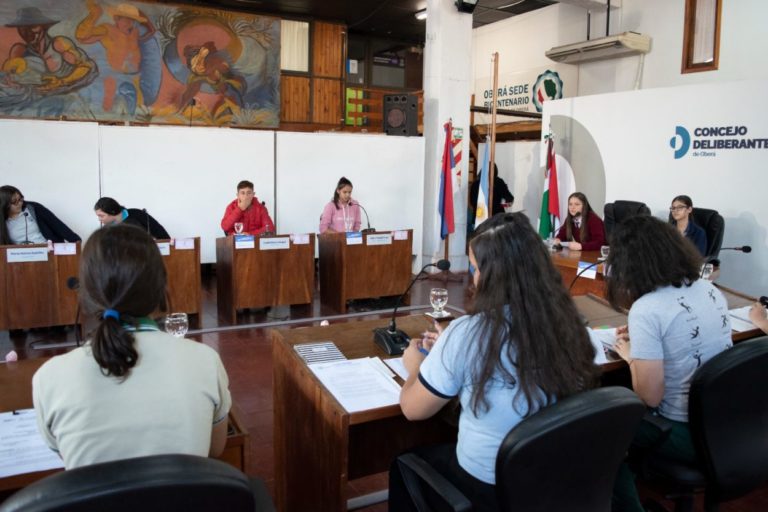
[606,215,731,512]
[389,212,599,510]
[221,179,275,236]
[319,177,361,234]
[749,301,768,334]
[0,185,81,245]
[669,194,707,257]
[32,224,231,469]
[94,197,170,240]
[554,192,606,251]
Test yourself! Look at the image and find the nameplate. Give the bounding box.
[156,242,171,256]
[234,235,255,249]
[367,233,392,246]
[393,230,409,241]
[260,237,290,250]
[290,234,310,245]
[7,247,49,263]
[577,261,597,280]
[346,232,363,245]
[174,238,195,250]
[53,243,77,256]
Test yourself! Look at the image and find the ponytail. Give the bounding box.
[92,312,138,378]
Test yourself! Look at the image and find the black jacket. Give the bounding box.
[124,208,170,240]
[25,201,81,243]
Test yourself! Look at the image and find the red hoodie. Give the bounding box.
[220,198,275,235]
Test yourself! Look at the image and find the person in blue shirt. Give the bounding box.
[389,212,599,511]
[669,195,707,256]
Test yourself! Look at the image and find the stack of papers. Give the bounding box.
[294,341,346,365]
[587,327,619,365]
[728,306,756,332]
[309,358,402,413]
[0,409,64,478]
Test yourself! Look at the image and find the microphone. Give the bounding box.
[22,211,31,244]
[66,277,82,346]
[373,259,451,355]
[720,246,752,253]
[353,201,374,233]
[142,208,151,236]
[759,296,768,308]
[568,260,601,292]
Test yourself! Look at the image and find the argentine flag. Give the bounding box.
[475,141,490,229]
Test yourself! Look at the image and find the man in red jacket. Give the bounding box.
[220,180,275,235]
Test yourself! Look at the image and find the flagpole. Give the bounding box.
[488,52,499,213]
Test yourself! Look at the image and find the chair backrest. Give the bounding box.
[691,207,725,259]
[0,454,265,512]
[495,387,645,512]
[689,336,768,503]
[603,200,651,239]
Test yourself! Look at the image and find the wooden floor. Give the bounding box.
[2,270,766,511]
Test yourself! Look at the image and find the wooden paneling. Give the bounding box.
[312,78,342,125]
[312,22,344,78]
[281,75,310,123]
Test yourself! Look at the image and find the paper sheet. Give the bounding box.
[0,409,64,478]
[309,358,401,413]
[729,306,756,332]
[383,357,410,381]
[587,327,620,365]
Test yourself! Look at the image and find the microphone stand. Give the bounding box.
[356,202,375,233]
[22,211,31,244]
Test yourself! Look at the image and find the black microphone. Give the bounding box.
[142,208,151,236]
[66,277,82,346]
[373,259,451,355]
[759,296,768,308]
[719,246,752,253]
[353,201,374,233]
[568,260,601,292]
[22,211,31,244]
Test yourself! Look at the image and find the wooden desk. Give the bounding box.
[216,234,315,324]
[0,357,249,493]
[0,243,79,331]
[272,314,456,512]
[318,230,413,313]
[551,249,606,297]
[158,238,201,316]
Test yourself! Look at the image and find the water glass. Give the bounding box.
[600,245,610,260]
[165,312,189,338]
[234,222,244,234]
[700,263,714,280]
[429,288,449,316]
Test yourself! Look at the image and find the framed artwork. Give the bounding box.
[0,1,281,127]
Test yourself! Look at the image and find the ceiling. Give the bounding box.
[175,0,559,44]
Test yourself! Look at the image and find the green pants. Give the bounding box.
[612,416,697,512]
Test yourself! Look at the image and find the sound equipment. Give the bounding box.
[383,94,418,136]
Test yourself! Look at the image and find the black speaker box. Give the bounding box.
[383,94,418,136]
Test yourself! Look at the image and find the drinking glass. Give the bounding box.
[165,312,189,338]
[600,245,610,260]
[234,222,244,234]
[429,288,449,317]
[700,263,714,280]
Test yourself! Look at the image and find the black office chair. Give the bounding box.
[636,336,768,512]
[0,454,275,512]
[395,387,645,512]
[691,207,725,260]
[604,200,651,239]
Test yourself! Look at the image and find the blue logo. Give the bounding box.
[670,126,691,159]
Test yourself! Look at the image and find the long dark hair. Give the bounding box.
[669,194,694,226]
[80,224,167,378]
[606,215,702,310]
[332,177,353,209]
[462,212,599,416]
[93,197,122,215]
[564,192,593,242]
[0,185,24,245]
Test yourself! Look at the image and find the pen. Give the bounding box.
[418,347,429,356]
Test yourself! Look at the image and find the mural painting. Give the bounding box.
[0,1,280,127]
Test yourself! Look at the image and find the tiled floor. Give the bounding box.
[2,270,767,511]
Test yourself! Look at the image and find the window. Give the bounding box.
[682,0,722,73]
[281,20,309,72]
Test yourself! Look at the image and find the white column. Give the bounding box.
[421,0,473,271]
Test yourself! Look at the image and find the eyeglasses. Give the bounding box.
[10,195,23,205]
[669,205,687,212]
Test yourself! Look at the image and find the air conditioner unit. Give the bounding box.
[545,31,651,64]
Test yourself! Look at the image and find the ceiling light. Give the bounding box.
[415,9,427,20]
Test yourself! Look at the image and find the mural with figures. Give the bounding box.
[0,1,280,127]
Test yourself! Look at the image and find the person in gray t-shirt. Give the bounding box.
[605,215,732,512]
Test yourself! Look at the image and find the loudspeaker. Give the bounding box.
[383,94,418,136]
